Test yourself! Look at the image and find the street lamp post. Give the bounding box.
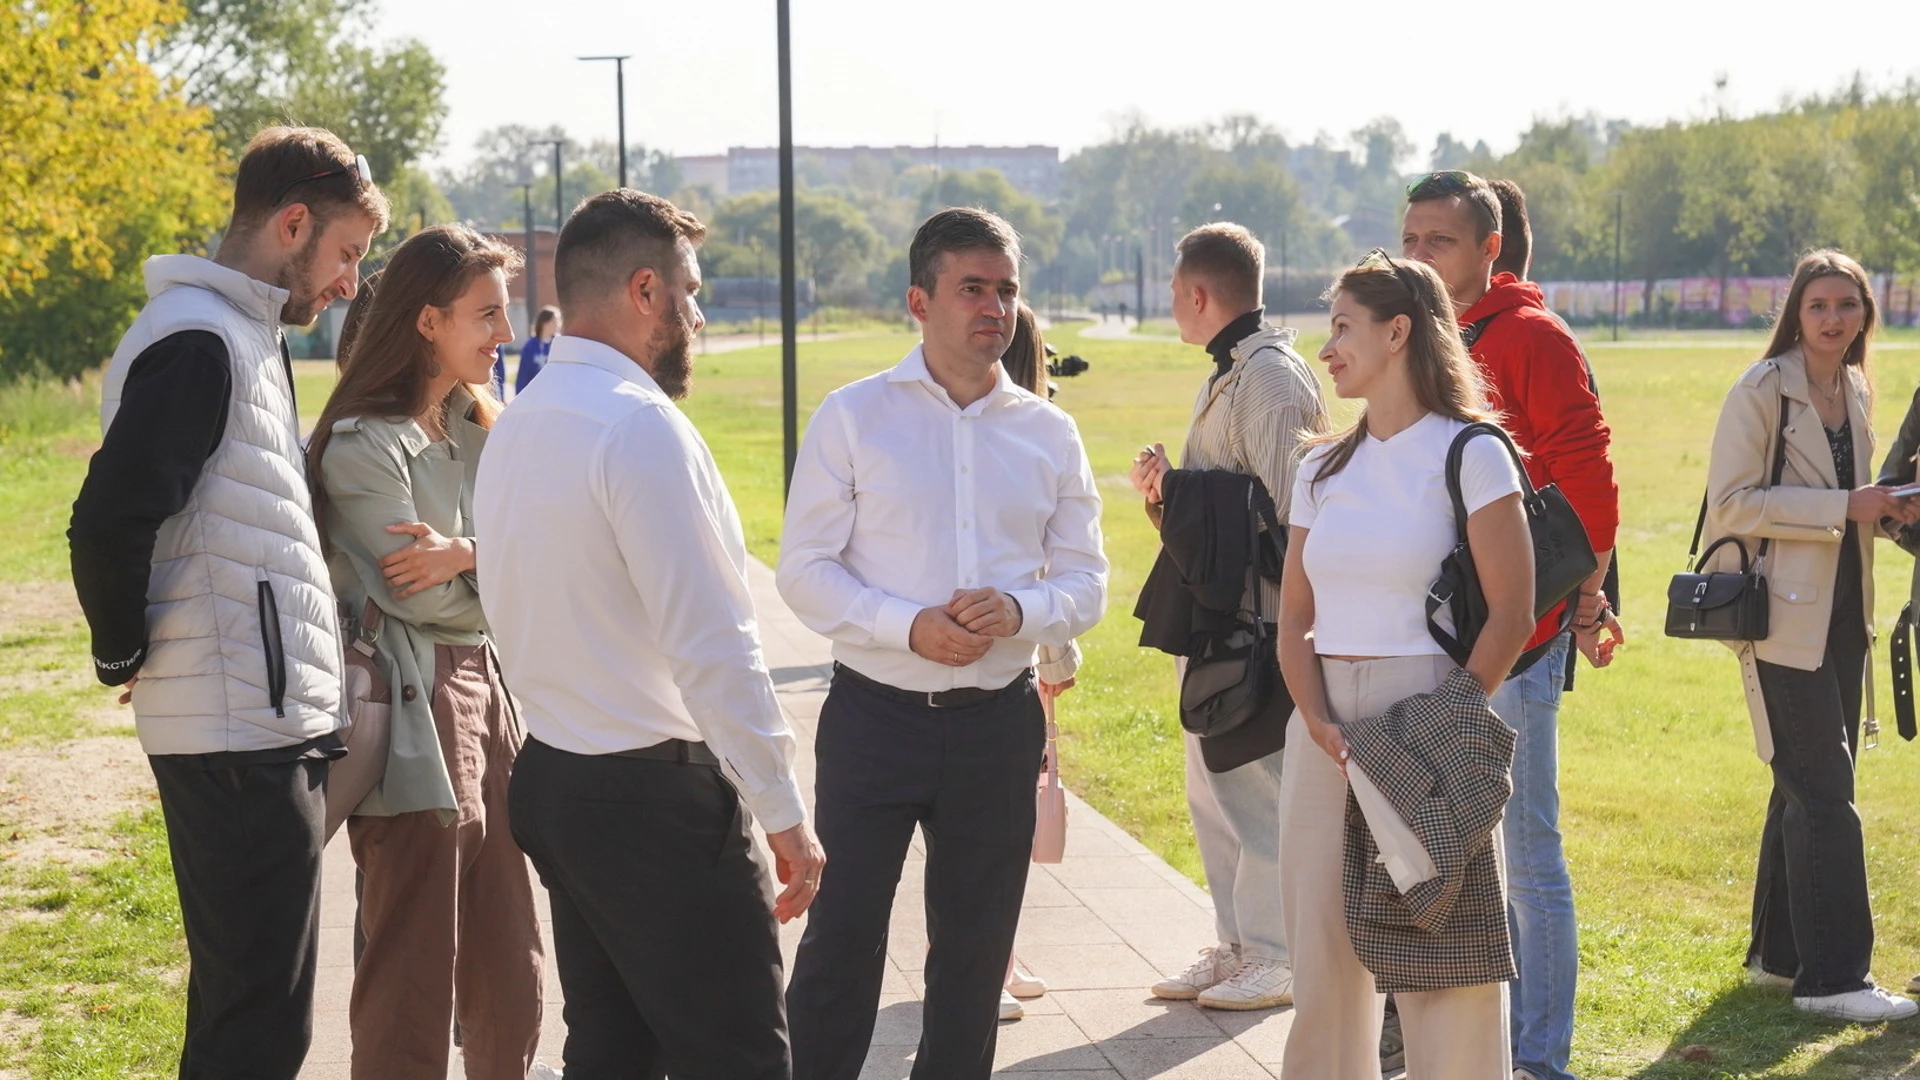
[546,140,566,233]
[1135,246,1145,331]
[517,183,538,330]
[579,55,631,189]
[1612,191,1625,342]
[777,0,800,497]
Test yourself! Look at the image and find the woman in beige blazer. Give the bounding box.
[1701,249,1917,1023]
[307,225,550,1078]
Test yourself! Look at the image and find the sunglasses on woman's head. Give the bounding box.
[1357,248,1420,293]
[273,153,374,207]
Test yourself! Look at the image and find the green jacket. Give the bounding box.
[320,393,490,820]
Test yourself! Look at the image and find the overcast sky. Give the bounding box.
[380,0,1920,174]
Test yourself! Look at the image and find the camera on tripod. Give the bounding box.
[1045,344,1090,378]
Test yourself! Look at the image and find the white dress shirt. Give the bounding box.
[777,344,1109,693]
[474,335,806,833]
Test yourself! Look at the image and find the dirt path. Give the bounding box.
[0,582,153,868]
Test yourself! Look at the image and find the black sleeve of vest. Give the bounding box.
[68,331,232,685]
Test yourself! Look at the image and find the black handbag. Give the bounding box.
[1663,396,1788,642]
[1426,422,1599,680]
[1180,485,1284,738]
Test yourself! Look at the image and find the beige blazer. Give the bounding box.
[1702,347,1875,761]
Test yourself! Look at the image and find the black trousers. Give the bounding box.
[1748,536,1874,997]
[148,754,328,1080]
[509,737,790,1080]
[788,671,1043,1080]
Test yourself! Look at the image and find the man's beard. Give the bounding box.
[275,229,328,326]
[648,297,696,400]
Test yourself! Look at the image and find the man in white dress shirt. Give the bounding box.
[778,208,1108,1080]
[474,189,824,1079]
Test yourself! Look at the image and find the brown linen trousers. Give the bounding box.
[347,643,544,1079]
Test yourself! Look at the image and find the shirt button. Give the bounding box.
[402,685,418,702]
[1788,593,1798,600]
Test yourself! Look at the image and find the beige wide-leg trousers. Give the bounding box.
[1277,654,1511,1080]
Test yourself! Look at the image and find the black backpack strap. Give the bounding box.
[1896,602,1916,741]
[1461,312,1501,350]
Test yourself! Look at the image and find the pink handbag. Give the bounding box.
[1032,693,1067,864]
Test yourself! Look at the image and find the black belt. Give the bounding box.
[611,738,720,766]
[833,663,1031,710]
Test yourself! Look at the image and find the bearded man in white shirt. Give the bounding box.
[778,208,1109,1080]
[475,189,824,1079]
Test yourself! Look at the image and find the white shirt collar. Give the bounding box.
[887,343,1017,415]
[544,334,668,397]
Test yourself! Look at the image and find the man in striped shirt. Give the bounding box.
[1130,223,1327,1011]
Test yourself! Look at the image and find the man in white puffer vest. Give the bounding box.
[69,126,387,1080]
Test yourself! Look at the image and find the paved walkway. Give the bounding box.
[303,559,1294,1078]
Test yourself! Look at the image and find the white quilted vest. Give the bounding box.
[101,255,345,754]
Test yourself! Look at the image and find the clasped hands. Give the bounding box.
[910,588,1021,668]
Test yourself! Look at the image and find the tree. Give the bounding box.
[917,169,1064,265]
[439,126,680,229]
[2,0,227,380]
[2,0,225,300]
[710,190,885,304]
[150,0,446,178]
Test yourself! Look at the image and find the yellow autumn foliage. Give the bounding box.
[0,0,227,298]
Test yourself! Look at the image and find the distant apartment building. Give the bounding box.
[676,154,730,193]
[677,145,1063,201]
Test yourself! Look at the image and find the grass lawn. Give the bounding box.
[675,323,1920,1077]
[8,324,1920,1075]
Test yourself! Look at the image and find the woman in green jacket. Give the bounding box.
[308,225,546,1079]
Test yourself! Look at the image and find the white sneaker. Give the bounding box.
[1151,943,1241,1001]
[1006,965,1048,1000]
[1793,986,1919,1022]
[1747,962,1794,991]
[999,988,1024,1021]
[529,1064,564,1080]
[1197,955,1294,1011]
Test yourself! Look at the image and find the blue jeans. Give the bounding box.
[1491,634,1577,1080]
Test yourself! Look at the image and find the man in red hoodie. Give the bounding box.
[1403,171,1622,1080]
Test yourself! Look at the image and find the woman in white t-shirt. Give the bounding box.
[1274,251,1535,1078]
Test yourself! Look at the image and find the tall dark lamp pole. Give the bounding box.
[546,140,566,233]
[518,183,538,329]
[778,0,799,498]
[579,55,631,189]
[1612,191,1625,342]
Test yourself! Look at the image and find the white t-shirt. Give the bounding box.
[1291,412,1524,657]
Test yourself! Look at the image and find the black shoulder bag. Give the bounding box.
[1426,422,1599,680]
[1662,395,1788,641]
[1180,483,1285,738]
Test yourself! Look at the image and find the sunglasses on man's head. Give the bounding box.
[272,153,373,207]
[1406,170,1475,197]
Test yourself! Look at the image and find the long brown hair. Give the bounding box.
[334,267,381,372]
[1764,248,1877,377]
[1308,253,1497,488]
[1002,301,1047,395]
[308,224,521,549]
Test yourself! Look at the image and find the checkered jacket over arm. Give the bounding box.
[1340,666,1516,993]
